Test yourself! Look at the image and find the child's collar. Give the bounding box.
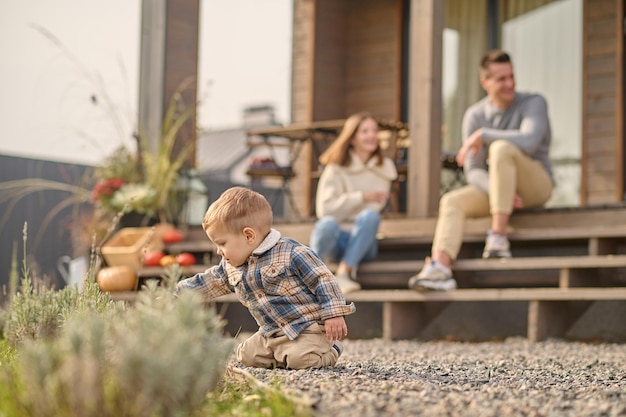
[252,228,281,255]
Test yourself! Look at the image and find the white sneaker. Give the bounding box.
[335,272,361,294]
[482,231,512,259]
[408,258,457,291]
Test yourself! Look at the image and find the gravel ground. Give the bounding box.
[236,337,626,417]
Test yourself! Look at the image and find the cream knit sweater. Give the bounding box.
[315,151,398,222]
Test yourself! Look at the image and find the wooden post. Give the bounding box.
[289,0,317,217]
[138,0,199,167]
[163,0,200,167]
[138,0,166,155]
[613,0,624,203]
[527,300,592,341]
[383,301,448,340]
[406,0,444,217]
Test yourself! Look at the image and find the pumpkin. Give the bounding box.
[97,266,137,292]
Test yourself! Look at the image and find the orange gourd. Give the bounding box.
[96,266,137,292]
[159,255,177,266]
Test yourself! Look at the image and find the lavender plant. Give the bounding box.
[2,282,233,417]
[2,222,113,345]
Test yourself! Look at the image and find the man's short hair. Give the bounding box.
[202,186,272,235]
[480,49,512,78]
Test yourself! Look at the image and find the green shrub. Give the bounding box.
[1,283,234,417]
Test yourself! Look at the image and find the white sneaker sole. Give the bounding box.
[409,278,457,292]
[339,282,361,294]
[482,250,512,259]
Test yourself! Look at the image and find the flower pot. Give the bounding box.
[119,212,159,228]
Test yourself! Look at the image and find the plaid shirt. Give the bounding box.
[176,229,356,340]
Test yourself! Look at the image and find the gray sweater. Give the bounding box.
[462,92,553,193]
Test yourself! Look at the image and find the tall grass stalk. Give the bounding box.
[20,222,29,292]
[8,242,18,301]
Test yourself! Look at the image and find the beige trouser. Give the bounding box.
[433,140,553,260]
[236,323,339,369]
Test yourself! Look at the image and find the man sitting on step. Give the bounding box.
[409,49,554,292]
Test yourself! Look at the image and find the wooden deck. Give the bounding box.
[112,205,626,342]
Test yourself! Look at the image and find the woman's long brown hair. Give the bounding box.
[319,112,384,167]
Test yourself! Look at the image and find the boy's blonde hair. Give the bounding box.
[202,186,273,235]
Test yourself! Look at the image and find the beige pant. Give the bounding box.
[433,140,553,259]
[236,323,338,369]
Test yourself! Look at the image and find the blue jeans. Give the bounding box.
[309,209,380,269]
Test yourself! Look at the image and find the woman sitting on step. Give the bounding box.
[310,112,398,294]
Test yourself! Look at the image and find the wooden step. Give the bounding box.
[273,205,626,244]
[356,254,626,274]
[342,254,626,290]
[206,287,626,342]
[108,287,626,343]
[137,254,626,290]
[338,288,626,342]
[191,287,626,304]
[137,265,210,277]
[375,225,626,248]
[156,206,626,259]
[157,224,626,265]
[107,286,626,304]
[342,287,626,302]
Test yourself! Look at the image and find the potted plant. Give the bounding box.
[91,83,195,227]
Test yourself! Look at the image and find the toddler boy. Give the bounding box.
[176,186,355,369]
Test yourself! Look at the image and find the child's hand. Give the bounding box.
[324,316,348,341]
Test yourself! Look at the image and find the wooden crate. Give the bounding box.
[102,227,164,269]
